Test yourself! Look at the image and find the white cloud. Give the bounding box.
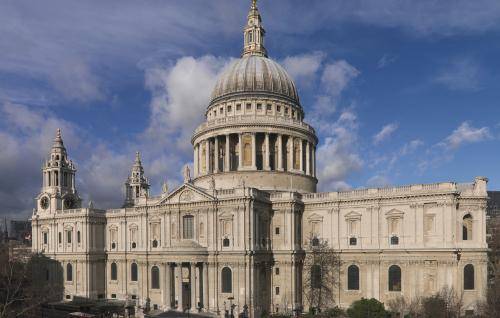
[144,55,230,152]
[377,54,397,69]
[321,60,360,97]
[438,122,491,150]
[373,123,399,144]
[366,175,391,188]
[433,58,483,91]
[281,51,325,86]
[316,109,363,191]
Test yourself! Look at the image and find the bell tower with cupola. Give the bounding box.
[36,128,81,214]
[123,152,150,207]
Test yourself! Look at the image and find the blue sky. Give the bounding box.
[1,0,500,219]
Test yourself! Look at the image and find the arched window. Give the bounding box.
[311,265,322,289]
[463,214,473,240]
[151,266,160,289]
[66,263,73,281]
[183,215,194,239]
[110,262,117,281]
[464,264,474,290]
[131,263,138,282]
[348,265,360,290]
[221,267,232,293]
[388,265,401,291]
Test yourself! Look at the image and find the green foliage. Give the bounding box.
[346,298,389,318]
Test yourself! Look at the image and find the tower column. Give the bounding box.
[251,133,257,169]
[225,134,230,172]
[264,133,270,170]
[238,133,243,170]
[205,139,210,175]
[277,134,283,171]
[306,141,310,176]
[214,136,219,173]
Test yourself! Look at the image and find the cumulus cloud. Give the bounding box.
[373,123,399,144]
[281,51,325,86]
[144,55,230,152]
[321,60,361,97]
[316,109,363,191]
[433,58,483,91]
[438,122,491,150]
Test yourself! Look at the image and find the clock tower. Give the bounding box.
[36,128,81,213]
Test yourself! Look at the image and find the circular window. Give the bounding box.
[40,197,49,210]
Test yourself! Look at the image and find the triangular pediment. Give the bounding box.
[307,213,323,221]
[344,211,362,219]
[158,183,215,204]
[385,208,405,217]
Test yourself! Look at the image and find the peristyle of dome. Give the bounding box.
[210,55,300,105]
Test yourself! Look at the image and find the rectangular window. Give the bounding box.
[67,231,72,244]
[77,231,81,243]
[277,105,281,112]
[220,107,223,113]
[257,103,262,110]
[275,287,280,295]
[58,232,62,244]
[111,294,116,299]
[236,104,241,111]
[43,232,48,244]
[228,105,232,112]
[183,216,194,239]
[267,104,272,111]
[275,267,280,275]
[246,103,252,110]
[275,227,280,235]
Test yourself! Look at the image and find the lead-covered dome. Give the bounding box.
[210,55,300,104]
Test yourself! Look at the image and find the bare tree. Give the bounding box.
[478,215,500,317]
[302,236,341,313]
[0,243,63,318]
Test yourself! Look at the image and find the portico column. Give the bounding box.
[238,133,243,170]
[251,133,257,169]
[202,263,209,310]
[165,263,172,308]
[214,136,219,173]
[190,263,197,311]
[277,134,283,171]
[225,134,230,172]
[205,139,210,175]
[175,264,182,310]
[264,133,270,170]
[306,142,310,175]
[299,139,304,173]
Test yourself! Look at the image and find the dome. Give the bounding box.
[210,55,300,105]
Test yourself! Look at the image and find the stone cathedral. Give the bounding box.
[31,1,489,317]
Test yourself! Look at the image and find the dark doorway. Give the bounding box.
[182,282,191,310]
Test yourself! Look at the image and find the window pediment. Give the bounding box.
[385,208,404,218]
[307,213,323,222]
[345,211,362,220]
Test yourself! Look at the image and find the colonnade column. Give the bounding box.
[190,263,197,311]
[193,145,198,177]
[238,134,243,170]
[214,137,219,173]
[306,142,310,175]
[299,140,304,173]
[312,145,316,177]
[251,133,257,169]
[225,134,230,172]
[289,137,294,171]
[205,139,210,175]
[277,134,283,171]
[264,133,270,170]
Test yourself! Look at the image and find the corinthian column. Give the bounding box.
[205,139,210,175]
[264,133,270,170]
[238,133,243,170]
[214,136,219,173]
[299,139,304,173]
[277,134,283,171]
[225,134,230,172]
[190,263,197,311]
[306,142,310,176]
[251,133,257,169]
[193,144,198,177]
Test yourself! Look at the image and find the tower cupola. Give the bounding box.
[242,0,267,58]
[124,152,150,207]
